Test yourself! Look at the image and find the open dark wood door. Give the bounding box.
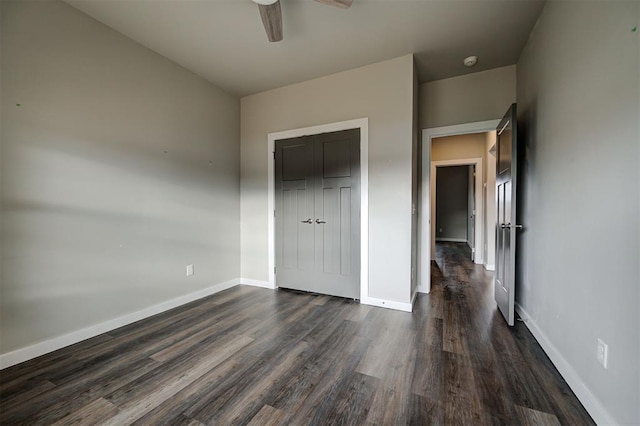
[494,104,521,326]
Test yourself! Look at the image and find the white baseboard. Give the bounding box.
[242,278,415,313]
[515,303,615,425]
[435,238,467,243]
[0,278,240,370]
[417,285,430,294]
[484,263,495,271]
[361,296,413,312]
[239,278,275,289]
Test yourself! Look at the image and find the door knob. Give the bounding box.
[315,219,326,224]
[301,218,312,224]
[500,223,523,229]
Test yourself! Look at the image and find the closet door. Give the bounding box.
[312,130,360,298]
[274,137,315,288]
[275,129,360,299]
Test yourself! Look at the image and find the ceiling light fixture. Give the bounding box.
[464,56,478,67]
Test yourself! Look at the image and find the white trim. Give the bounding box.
[484,264,495,271]
[424,120,501,139]
[361,296,413,313]
[267,118,370,301]
[431,158,484,266]
[515,304,616,426]
[435,238,468,243]
[0,278,240,369]
[420,120,500,294]
[240,278,275,289]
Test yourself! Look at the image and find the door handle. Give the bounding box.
[315,219,326,224]
[301,218,313,224]
[500,223,523,229]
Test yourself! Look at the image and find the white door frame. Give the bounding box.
[420,120,500,294]
[431,158,484,263]
[267,118,369,301]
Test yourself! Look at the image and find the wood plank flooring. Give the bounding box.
[0,242,594,425]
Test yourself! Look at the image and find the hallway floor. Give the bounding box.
[0,242,593,424]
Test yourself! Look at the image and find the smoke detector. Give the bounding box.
[464,56,478,67]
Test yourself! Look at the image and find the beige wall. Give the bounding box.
[420,65,516,129]
[517,1,639,423]
[1,1,240,354]
[240,55,414,303]
[432,133,487,163]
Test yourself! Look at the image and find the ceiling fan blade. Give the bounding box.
[258,1,283,42]
[314,0,353,9]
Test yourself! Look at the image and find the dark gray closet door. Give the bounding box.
[274,137,315,287]
[275,129,360,299]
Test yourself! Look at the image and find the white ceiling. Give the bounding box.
[65,0,545,97]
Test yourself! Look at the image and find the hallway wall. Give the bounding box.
[419,65,516,129]
[430,133,487,262]
[435,166,468,241]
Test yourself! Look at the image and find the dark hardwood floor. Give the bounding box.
[0,242,593,425]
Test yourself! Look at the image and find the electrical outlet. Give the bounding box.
[596,338,608,368]
[186,264,194,277]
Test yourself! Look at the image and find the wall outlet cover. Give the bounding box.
[596,338,608,368]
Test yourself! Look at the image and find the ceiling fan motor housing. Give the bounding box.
[254,0,354,42]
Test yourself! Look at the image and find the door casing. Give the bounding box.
[267,118,369,301]
[420,120,500,294]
